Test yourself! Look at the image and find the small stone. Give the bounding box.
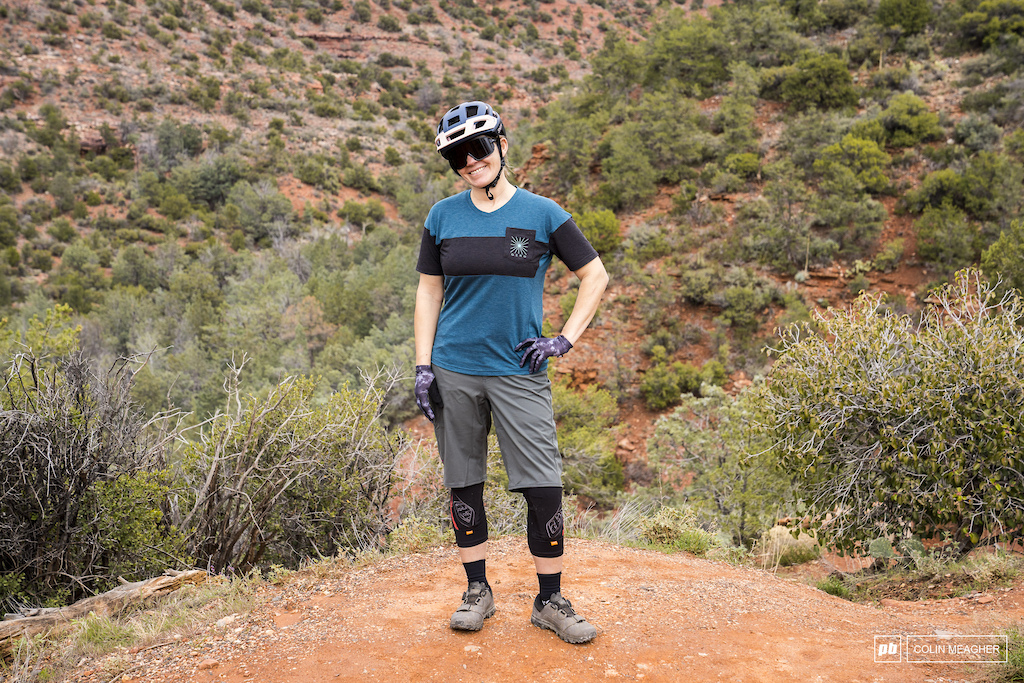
[197,659,219,670]
[464,645,481,653]
[216,615,237,628]
[977,594,995,604]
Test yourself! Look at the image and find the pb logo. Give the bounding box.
[874,636,902,663]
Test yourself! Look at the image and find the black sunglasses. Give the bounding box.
[443,136,498,170]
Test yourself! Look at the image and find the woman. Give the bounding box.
[413,101,609,644]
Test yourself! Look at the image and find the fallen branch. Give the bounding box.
[0,569,207,654]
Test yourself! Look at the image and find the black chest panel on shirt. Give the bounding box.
[440,227,548,278]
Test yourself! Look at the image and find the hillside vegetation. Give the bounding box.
[1,0,1024,612]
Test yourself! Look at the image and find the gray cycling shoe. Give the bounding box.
[450,581,495,631]
[531,592,597,644]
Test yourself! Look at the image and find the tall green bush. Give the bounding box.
[761,270,1024,556]
[645,11,730,95]
[779,52,857,111]
[597,124,658,210]
[876,0,931,34]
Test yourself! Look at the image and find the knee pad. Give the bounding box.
[523,487,564,558]
[450,483,488,548]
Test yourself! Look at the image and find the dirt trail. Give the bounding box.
[72,538,1024,683]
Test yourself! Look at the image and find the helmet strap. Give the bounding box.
[484,142,506,201]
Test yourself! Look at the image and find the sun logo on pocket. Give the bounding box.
[510,236,530,258]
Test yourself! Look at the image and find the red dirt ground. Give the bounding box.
[65,537,1024,683]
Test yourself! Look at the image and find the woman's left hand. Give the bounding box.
[515,335,573,373]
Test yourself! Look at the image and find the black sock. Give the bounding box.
[537,572,561,603]
[464,559,488,589]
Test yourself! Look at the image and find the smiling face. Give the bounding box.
[458,136,507,189]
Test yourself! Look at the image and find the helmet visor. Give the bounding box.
[442,136,497,170]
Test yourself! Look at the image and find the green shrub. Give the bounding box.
[353,0,372,22]
[551,378,623,505]
[638,506,718,556]
[378,14,402,32]
[174,375,404,571]
[982,219,1024,297]
[876,0,930,34]
[574,209,622,255]
[640,347,702,410]
[953,114,1002,153]
[905,153,1024,223]
[719,284,770,338]
[101,21,123,39]
[0,311,186,606]
[29,248,54,272]
[879,92,942,147]
[47,217,76,243]
[872,238,904,272]
[724,153,760,179]
[387,515,446,553]
[756,525,821,567]
[811,171,887,255]
[49,173,76,214]
[339,199,369,227]
[813,134,890,194]
[903,168,965,214]
[760,271,1024,557]
[645,11,730,95]
[956,0,1024,49]
[647,385,794,547]
[817,575,852,598]
[779,52,857,111]
[731,177,837,273]
[0,163,19,192]
[0,205,18,248]
[916,203,977,269]
[559,288,577,321]
[343,163,379,192]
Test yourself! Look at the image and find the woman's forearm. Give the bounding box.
[415,275,444,365]
[560,257,609,345]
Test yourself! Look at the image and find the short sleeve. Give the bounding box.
[549,217,599,271]
[416,227,443,275]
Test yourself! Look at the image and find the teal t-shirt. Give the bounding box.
[417,188,598,376]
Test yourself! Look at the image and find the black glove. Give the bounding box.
[514,335,573,373]
[414,365,443,422]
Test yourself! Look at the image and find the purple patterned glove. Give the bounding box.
[515,335,573,373]
[415,365,442,422]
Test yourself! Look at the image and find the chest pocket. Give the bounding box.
[503,227,545,277]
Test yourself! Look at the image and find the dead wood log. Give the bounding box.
[0,569,207,654]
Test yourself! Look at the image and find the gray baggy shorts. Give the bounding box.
[431,365,562,491]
